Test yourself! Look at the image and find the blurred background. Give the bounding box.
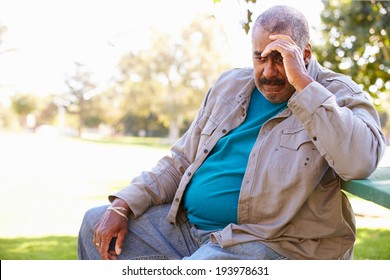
[0,0,389,259]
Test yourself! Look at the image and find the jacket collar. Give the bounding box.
[235,68,256,104]
[307,57,320,81]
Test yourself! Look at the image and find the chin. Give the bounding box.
[261,92,290,104]
[266,96,287,104]
[261,87,296,103]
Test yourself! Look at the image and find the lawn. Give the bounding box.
[0,132,389,260]
[1,227,389,260]
[0,236,77,260]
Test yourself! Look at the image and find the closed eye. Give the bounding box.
[272,51,284,64]
[275,56,284,64]
[254,56,267,63]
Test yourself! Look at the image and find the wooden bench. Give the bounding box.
[341,166,390,209]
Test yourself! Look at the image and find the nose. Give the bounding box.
[263,60,278,79]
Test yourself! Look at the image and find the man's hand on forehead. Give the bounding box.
[261,34,299,58]
[261,34,313,92]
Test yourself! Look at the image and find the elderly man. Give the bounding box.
[78,5,386,260]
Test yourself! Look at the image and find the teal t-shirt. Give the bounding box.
[183,88,288,230]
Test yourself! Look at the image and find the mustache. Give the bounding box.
[259,77,285,86]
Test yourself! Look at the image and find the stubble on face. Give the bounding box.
[252,29,297,104]
[254,76,296,104]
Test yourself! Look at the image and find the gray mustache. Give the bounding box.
[259,77,285,85]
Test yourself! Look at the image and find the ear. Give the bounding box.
[303,43,312,65]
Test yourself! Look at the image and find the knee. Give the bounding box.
[79,205,107,235]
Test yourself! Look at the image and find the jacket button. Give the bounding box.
[204,149,209,153]
[175,198,180,202]
[187,172,192,176]
[222,129,227,134]
[313,136,317,141]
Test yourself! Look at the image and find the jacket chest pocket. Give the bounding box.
[196,116,218,155]
[280,127,312,150]
[276,127,317,171]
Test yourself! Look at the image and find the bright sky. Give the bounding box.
[0,0,323,99]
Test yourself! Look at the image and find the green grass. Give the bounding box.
[354,228,390,260]
[0,228,389,259]
[0,236,77,260]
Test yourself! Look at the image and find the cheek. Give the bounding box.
[276,66,288,79]
[253,66,263,80]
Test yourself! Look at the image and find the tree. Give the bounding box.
[316,0,390,103]
[62,62,97,136]
[315,0,390,135]
[213,0,390,104]
[35,96,58,127]
[116,14,231,139]
[213,0,257,34]
[11,93,37,128]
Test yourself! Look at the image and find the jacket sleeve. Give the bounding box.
[108,89,211,218]
[288,79,386,181]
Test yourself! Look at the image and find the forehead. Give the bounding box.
[252,27,290,52]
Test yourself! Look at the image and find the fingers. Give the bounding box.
[99,235,112,260]
[93,210,129,260]
[108,250,118,260]
[261,34,299,58]
[93,215,114,260]
[269,34,294,43]
[93,226,98,247]
[94,226,109,259]
[115,229,127,256]
[95,237,118,260]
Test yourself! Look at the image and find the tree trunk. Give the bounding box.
[168,118,180,141]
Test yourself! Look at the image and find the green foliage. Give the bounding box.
[10,93,37,128]
[35,97,58,126]
[114,14,231,139]
[61,62,98,134]
[119,112,167,137]
[11,94,37,116]
[316,0,390,103]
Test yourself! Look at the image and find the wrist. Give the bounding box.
[111,198,131,213]
[294,75,314,92]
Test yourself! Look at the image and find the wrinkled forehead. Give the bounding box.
[251,27,288,50]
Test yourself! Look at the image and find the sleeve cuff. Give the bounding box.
[288,81,334,121]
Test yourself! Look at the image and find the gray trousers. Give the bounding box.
[78,204,288,260]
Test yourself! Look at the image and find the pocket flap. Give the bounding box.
[198,115,218,136]
[280,127,311,150]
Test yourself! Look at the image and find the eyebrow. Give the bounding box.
[254,50,283,58]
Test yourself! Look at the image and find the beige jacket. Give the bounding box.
[112,58,386,259]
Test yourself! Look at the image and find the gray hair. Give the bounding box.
[252,5,310,50]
